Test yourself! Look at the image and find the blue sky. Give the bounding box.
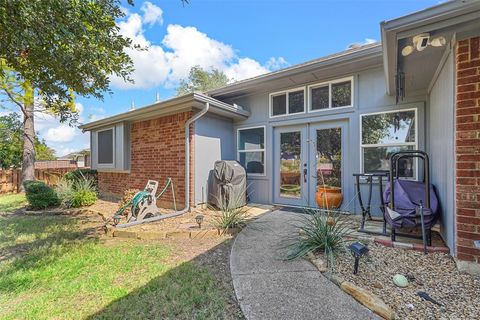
[36,0,440,156]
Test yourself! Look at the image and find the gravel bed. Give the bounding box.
[329,243,480,319]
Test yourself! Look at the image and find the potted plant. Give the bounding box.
[316,185,343,209]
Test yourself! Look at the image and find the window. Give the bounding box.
[309,77,353,111]
[360,109,417,178]
[237,127,266,175]
[97,128,114,165]
[269,87,305,117]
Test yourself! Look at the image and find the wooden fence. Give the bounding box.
[0,168,76,194]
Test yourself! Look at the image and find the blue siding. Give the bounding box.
[194,114,235,205]
[223,67,427,207]
[428,48,455,253]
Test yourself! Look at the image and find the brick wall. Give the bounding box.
[455,37,480,263]
[98,112,194,209]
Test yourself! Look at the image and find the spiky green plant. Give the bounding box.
[286,208,352,267]
[210,190,249,234]
[55,178,75,208]
[55,172,97,208]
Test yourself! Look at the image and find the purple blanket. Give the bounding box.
[383,179,440,229]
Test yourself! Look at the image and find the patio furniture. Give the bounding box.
[383,150,440,253]
[353,171,389,236]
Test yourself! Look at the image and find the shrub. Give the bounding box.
[64,169,98,189]
[70,189,97,208]
[55,173,97,208]
[23,180,60,209]
[285,208,351,267]
[211,191,249,234]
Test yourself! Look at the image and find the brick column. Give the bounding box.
[455,37,480,264]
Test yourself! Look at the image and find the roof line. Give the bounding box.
[208,42,382,96]
[79,92,248,131]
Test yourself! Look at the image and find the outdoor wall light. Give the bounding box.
[348,242,369,275]
[195,215,204,229]
[401,33,446,57]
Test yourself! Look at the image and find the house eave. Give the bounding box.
[79,93,249,131]
[381,0,480,95]
[207,43,383,98]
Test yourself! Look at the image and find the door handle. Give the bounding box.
[303,168,308,183]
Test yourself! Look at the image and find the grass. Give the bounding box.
[0,193,27,212]
[0,212,234,319]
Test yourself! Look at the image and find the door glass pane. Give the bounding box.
[316,128,342,188]
[311,85,329,110]
[288,90,304,114]
[363,145,415,178]
[280,131,301,199]
[272,94,287,116]
[331,81,351,108]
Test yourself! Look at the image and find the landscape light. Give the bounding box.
[348,242,369,275]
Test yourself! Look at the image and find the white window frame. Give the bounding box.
[96,126,116,168]
[359,108,418,179]
[308,76,354,112]
[237,125,266,176]
[269,86,306,118]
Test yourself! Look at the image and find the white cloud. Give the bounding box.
[141,2,163,26]
[34,102,93,155]
[45,125,76,142]
[112,6,287,89]
[265,57,289,71]
[225,58,269,82]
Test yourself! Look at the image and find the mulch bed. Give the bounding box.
[328,243,480,319]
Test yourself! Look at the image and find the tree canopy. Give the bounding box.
[0,0,136,182]
[0,113,55,169]
[176,66,230,96]
[0,0,135,120]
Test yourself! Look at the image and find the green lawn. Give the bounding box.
[0,211,235,319]
[0,193,27,212]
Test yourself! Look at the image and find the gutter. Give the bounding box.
[115,102,210,228]
[207,44,382,97]
[79,93,247,131]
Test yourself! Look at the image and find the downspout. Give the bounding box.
[116,102,210,228]
[184,102,210,212]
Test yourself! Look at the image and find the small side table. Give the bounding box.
[353,171,389,236]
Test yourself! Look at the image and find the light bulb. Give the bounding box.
[430,36,446,47]
[402,45,414,57]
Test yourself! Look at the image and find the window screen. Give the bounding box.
[98,129,114,164]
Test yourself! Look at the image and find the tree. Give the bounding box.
[176,66,230,96]
[0,113,55,169]
[0,0,135,186]
[35,139,56,162]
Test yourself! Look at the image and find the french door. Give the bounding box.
[273,122,345,207]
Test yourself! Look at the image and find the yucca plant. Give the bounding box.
[55,178,75,208]
[211,190,249,235]
[286,207,352,268]
[55,171,97,208]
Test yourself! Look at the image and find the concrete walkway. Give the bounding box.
[230,209,377,320]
